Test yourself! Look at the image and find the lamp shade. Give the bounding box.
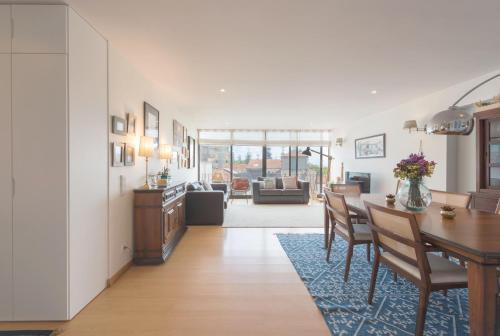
[159,144,172,160]
[425,106,474,135]
[301,147,312,156]
[403,120,418,130]
[139,136,154,157]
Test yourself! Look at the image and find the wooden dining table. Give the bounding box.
[323,193,500,336]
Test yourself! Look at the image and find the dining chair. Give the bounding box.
[395,179,402,195]
[364,201,468,336]
[324,190,372,282]
[496,199,500,214]
[329,183,366,223]
[430,190,471,208]
[230,177,250,204]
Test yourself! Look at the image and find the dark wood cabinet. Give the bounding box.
[471,108,500,212]
[133,183,187,265]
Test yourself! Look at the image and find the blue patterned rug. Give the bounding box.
[276,233,469,335]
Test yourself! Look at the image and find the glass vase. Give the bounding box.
[396,178,432,211]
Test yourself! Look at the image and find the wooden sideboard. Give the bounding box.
[471,108,500,212]
[133,183,187,265]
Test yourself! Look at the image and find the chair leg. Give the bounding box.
[368,252,380,305]
[366,243,371,263]
[326,225,335,262]
[344,242,354,282]
[415,288,430,336]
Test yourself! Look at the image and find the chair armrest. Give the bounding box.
[211,183,228,193]
[185,191,224,225]
[252,181,262,194]
[298,180,309,191]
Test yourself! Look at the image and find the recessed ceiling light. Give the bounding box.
[371,90,377,94]
[219,88,226,93]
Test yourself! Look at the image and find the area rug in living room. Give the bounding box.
[276,233,469,335]
[223,202,323,228]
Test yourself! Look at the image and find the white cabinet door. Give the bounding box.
[12,5,67,54]
[12,54,68,320]
[0,54,12,321]
[0,5,11,53]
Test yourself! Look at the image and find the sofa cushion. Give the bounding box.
[262,177,276,189]
[275,177,284,189]
[187,182,204,191]
[260,189,284,196]
[282,176,298,189]
[202,180,213,191]
[280,188,304,196]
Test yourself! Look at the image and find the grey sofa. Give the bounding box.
[252,177,310,204]
[185,182,228,225]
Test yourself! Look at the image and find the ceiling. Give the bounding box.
[6,0,500,129]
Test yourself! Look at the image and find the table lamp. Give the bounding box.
[139,136,154,188]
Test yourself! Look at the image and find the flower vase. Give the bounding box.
[396,178,432,211]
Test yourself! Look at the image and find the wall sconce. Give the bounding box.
[335,138,343,147]
[403,120,425,133]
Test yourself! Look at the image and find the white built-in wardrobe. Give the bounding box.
[0,4,108,320]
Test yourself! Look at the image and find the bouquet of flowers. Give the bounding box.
[393,153,436,180]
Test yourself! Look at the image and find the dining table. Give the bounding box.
[323,193,500,336]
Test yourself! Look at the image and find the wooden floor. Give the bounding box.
[0,227,330,336]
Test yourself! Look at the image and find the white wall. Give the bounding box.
[108,47,197,277]
[332,69,500,194]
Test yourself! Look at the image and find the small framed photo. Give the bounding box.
[111,142,125,166]
[124,144,135,166]
[144,102,160,148]
[127,113,136,135]
[112,116,127,135]
[355,133,386,159]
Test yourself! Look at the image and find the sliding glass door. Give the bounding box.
[266,146,290,177]
[232,145,263,181]
[199,145,231,184]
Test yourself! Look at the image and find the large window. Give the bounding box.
[198,129,332,196]
[232,146,263,182]
[199,145,231,184]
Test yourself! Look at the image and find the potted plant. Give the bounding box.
[440,205,456,219]
[385,193,396,205]
[394,153,436,211]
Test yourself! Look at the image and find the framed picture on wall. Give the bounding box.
[173,120,184,148]
[355,133,386,159]
[192,138,196,168]
[127,113,136,135]
[112,116,127,135]
[144,102,159,148]
[187,136,192,169]
[124,144,135,166]
[111,142,125,166]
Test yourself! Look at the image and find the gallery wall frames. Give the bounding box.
[144,102,160,148]
[111,142,125,166]
[355,133,386,159]
[112,116,127,135]
[127,113,136,135]
[124,144,135,166]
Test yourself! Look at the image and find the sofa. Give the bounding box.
[252,177,310,204]
[185,182,228,225]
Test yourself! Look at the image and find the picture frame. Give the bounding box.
[111,142,125,167]
[127,113,136,135]
[187,136,192,169]
[144,102,160,148]
[192,138,196,168]
[355,133,386,159]
[124,143,135,166]
[111,116,127,135]
[173,120,184,148]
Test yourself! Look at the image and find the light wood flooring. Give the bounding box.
[0,227,330,336]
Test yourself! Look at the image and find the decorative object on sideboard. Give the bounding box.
[111,142,125,167]
[440,205,456,219]
[355,133,385,159]
[402,120,425,133]
[394,153,436,211]
[426,73,500,135]
[126,113,136,135]
[173,119,184,148]
[144,102,160,148]
[385,194,396,205]
[111,116,127,135]
[139,136,154,188]
[158,144,172,186]
[124,143,135,166]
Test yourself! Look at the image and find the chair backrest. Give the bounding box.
[364,201,430,282]
[329,183,361,196]
[430,190,471,208]
[395,179,402,195]
[231,177,250,190]
[324,190,354,239]
[496,199,500,215]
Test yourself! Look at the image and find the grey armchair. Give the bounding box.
[185,182,229,225]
